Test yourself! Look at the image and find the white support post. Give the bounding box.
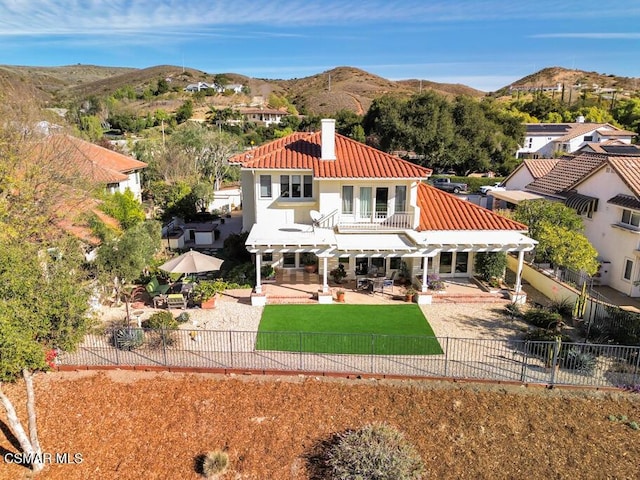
[514,250,524,294]
[255,252,262,294]
[322,257,329,293]
[421,257,429,293]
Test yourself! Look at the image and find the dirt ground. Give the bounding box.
[2,370,640,479]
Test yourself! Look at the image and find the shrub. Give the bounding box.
[504,302,522,319]
[427,274,445,291]
[522,308,563,329]
[143,311,179,330]
[113,327,144,351]
[325,423,424,480]
[176,312,190,324]
[474,252,507,282]
[548,298,574,321]
[200,450,229,478]
[563,347,597,374]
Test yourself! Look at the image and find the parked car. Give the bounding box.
[479,182,506,195]
[431,177,468,194]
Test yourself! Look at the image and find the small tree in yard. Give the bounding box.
[0,240,93,475]
[474,252,507,283]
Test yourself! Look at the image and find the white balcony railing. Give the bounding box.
[337,211,414,232]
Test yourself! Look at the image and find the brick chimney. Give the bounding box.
[321,118,336,160]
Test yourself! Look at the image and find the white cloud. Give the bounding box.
[531,33,640,40]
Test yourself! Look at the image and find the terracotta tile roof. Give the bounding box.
[606,156,640,198]
[40,135,147,184]
[416,183,527,231]
[231,132,432,179]
[555,123,608,142]
[523,158,559,179]
[525,153,606,196]
[596,127,637,137]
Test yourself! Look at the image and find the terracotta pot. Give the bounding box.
[336,292,345,303]
[405,294,414,303]
[201,297,217,309]
[304,264,318,273]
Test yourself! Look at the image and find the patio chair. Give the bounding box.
[166,293,187,309]
[382,271,396,295]
[145,276,171,298]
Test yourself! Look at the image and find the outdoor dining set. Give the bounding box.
[148,250,224,309]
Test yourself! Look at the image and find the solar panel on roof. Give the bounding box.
[526,124,571,134]
[602,146,640,155]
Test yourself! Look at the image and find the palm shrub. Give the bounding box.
[548,298,574,321]
[201,450,229,478]
[325,423,424,480]
[563,347,597,374]
[113,327,144,351]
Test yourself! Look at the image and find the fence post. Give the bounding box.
[113,328,119,365]
[633,345,640,385]
[228,331,234,369]
[299,332,303,371]
[444,337,449,377]
[520,341,529,383]
[548,339,561,387]
[161,328,168,366]
[371,334,375,373]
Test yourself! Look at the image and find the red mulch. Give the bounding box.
[2,370,640,479]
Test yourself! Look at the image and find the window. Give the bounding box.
[280,174,312,198]
[303,175,313,197]
[394,185,407,213]
[263,253,273,262]
[280,175,289,197]
[360,187,372,217]
[260,175,271,198]
[621,209,640,228]
[583,135,593,142]
[623,259,634,281]
[342,186,354,214]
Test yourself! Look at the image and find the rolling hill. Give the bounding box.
[1,63,637,116]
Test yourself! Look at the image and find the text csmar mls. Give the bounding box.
[3,452,83,465]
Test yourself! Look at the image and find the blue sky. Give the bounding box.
[0,0,638,92]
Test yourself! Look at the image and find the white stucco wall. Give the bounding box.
[503,167,535,191]
[574,169,640,297]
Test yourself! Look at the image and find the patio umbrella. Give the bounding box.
[158,250,224,274]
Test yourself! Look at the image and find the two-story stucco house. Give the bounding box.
[516,121,636,159]
[44,134,147,201]
[231,119,535,305]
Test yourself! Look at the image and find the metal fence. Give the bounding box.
[58,328,640,389]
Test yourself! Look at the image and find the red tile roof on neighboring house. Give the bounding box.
[523,158,559,179]
[596,127,637,137]
[416,183,527,231]
[605,156,640,198]
[525,153,606,196]
[231,132,432,179]
[554,123,608,142]
[40,134,147,184]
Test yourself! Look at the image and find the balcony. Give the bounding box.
[336,211,414,232]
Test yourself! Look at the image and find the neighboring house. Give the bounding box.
[501,158,560,191]
[225,83,244,94]
[516,121,636,159]
[498,150,640,297]
[576,140,640,155]
[231,119,535,305]
[43,134,147,201]
[237,107,288,127]
[184,82,211,92]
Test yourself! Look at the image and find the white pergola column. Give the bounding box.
[421,256,429,292]
[255,252,262,294]
[322,257,329,293]
[514,250,524,294]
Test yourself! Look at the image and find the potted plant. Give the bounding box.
[404,286,417,302]
[335,289,345,302]
[194,279,225,309]
[261,264,276,282]
[302,254,318,273]
[329,264,347,284]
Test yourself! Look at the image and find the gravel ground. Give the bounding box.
[97,288,528,341]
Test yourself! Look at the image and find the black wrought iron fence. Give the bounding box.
[58,328,640,389]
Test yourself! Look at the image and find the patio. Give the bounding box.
[262,270,510,305]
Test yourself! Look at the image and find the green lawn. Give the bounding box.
[256,304,443,355]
